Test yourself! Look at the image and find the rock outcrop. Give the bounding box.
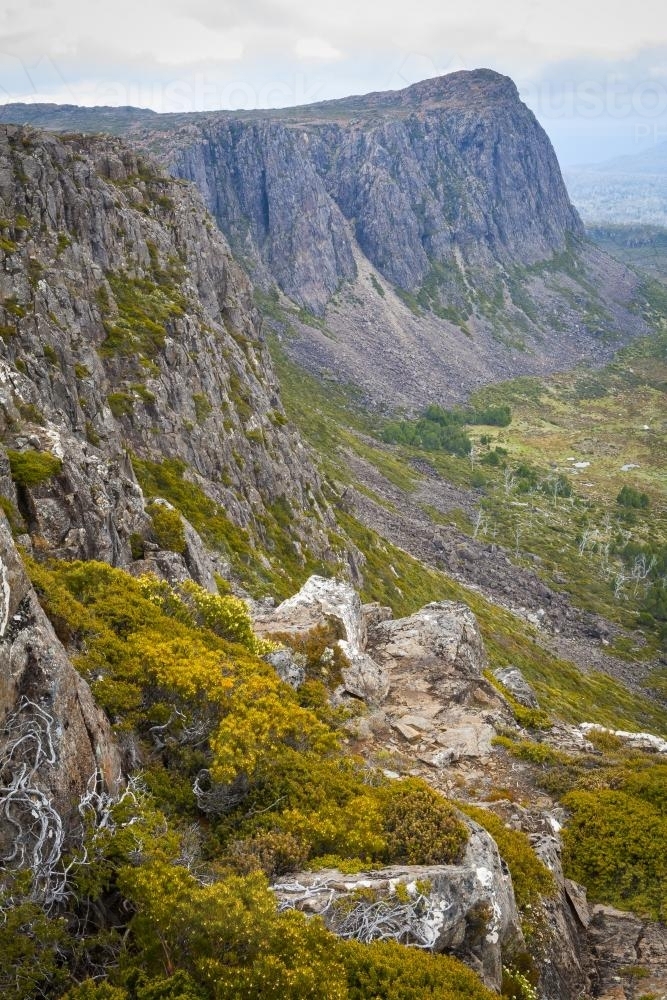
[0,125,336,583]
[254,575,390,704]
[588,905,667,999]
[493,666,540,709]
[366,601,513,761]
[273,814,524,991]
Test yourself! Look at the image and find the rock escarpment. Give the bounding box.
[0,72,651,406]
[145,72,649,406]
[0,125,336,583]
[143,71,583,315]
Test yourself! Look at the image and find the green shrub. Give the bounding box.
[344,938,495,999]
[147,502,186,554]
[382,413,472,456]
[379,778,468,865]
[129,532,145,560]
[107,391,134,418]
[99,272,186,360]
[192,393,212,424]
[2,296,26,318]
[268,622,348,689]
[617,485,649,510]
[562,789,667,920]
[7,449,62,487]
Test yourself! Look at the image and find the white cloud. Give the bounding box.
[294,37,341,61]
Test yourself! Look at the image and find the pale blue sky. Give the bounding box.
[1,0,666,164]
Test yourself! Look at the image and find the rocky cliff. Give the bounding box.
[164,71,581,311]
[0,124,337,590]
[0,71,652,407]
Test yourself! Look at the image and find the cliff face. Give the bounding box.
[0,125,336,584]
[136,70,648,406]
[165,71,582,314]
[0,72,651,406]
[173,121,357,315]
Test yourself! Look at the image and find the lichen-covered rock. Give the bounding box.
[579,723,667,754]
[264,647,305,689]
[255,575,366,646]
[493,666,540,709]
[254,575,390,703]
[273,815,524,990]
[337,643,390,705]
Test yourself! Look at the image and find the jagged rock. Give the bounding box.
[0,511,122,852]
[338,644,390,705]
[273,816,524,990]
[254,575,390,703]
[579,723,667,754]
[529,831,595,1000]
[368,601,488,700]
[364,602,513,762]
[493,666,540,709]
[0,125,336,581]
[255,575,366,645]
[588,905,667,1000]
[264,648,305,689]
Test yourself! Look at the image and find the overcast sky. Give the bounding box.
[1,0,666,163]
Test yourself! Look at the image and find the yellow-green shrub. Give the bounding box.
[343,938,495,999]
[379,779,468,865]
[7,448,62,487]
[562,789,667,920]
[147,503,186,554]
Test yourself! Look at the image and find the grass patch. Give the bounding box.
[133,456,333,600]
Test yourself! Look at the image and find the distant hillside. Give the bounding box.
[565,141,667,225]
[587,223,667,284]
[585,140,667,176]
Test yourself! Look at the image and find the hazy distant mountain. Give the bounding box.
[565,141,667,225]
[582,140,667,176]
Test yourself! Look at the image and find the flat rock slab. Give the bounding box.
[392,721,422,741]
[433,723,495,759]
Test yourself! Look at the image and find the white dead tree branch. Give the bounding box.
[275,877,449,950]
[0,699,68,907]
[324,888,446,948]
[193,769,249,815]
[0,698,131,912]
